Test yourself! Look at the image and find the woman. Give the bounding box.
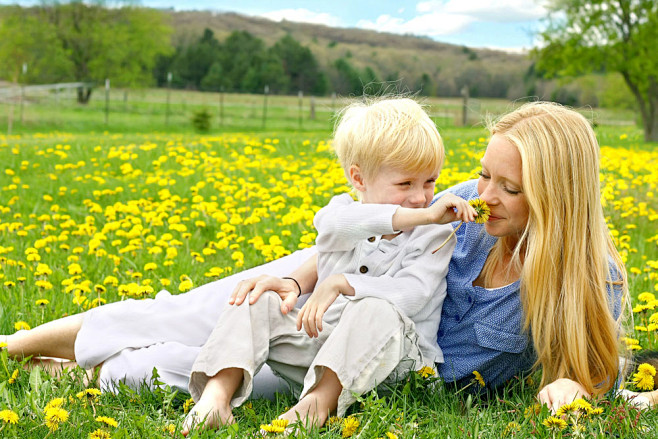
[0,102,636,417]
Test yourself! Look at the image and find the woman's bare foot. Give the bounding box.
[181,395,234,436]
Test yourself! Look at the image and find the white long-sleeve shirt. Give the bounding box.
[314,193,455,363]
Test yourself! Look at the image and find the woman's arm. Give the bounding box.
[229,254,319,314]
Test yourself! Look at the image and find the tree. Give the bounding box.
[271,34,327,95]
[0,2,172,103]
[534,0,658,141]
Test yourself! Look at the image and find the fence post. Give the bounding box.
[219,86,224,128]
[104,78,110,125]
[298,90,303,129]
[166,72,172,126]
[310,96,316,120]
[331,92,336,115]
[461,85,469,127]
[262,85,269,129]
[19,62,27,125]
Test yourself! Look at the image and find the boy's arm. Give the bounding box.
[314,194,398,252]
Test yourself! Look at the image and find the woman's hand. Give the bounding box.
[229,275,300,314]
[429,193,477,224]
[296,274,352,338]
[537,378,591,413]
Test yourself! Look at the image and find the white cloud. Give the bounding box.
[258,8,343,27]
[357,12,473,37]
[417,0,548,22]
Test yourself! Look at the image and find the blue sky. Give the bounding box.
[0,0,550,51]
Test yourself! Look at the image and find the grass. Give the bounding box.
[0,92,656,437]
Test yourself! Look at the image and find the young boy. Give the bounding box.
[183,97,476,434]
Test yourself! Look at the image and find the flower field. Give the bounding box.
[0,127,657,437]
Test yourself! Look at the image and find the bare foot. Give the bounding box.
[278,394,331,431]
[181,394,234,436]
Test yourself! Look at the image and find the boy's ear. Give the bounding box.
[349,165,367,192]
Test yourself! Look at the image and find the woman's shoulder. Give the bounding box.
[435,179,479,202]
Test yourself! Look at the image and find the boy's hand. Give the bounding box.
[229,275,299,315]
[429,193,477,224]
[297,274,347,337]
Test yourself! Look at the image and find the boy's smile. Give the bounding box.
[351,165,439,208]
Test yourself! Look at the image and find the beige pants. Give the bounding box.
[189,292,429,416]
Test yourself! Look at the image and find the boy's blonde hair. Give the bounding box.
[332,98,444,184]
[483,101,628,394]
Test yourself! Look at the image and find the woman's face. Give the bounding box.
[477,134,529,239]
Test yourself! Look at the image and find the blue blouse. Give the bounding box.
[434,180,624,390]
[433,180,535,388]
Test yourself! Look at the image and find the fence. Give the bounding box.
[0,82,515,134]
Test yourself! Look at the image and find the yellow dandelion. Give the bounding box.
[588,407,604,415]
[77,388,102,399]
[542,416,567,431]
[95,416,118,427]
[469,198,490,224]
[524,403,542,418]
[555,401,578,417]
[385,432,399,439]
[327,416,341,426]
[633,363,656,390]
[182,398,194,414]
[260,418,289,434]
[89,429,111,439]
[341,416,359,438]
[44,407,69,431]
[13,321,30,331]
[44,398,65,411]
[35,298,50,306]
[472,370,485,387]
[163,423,176,434]
[503,421,521,435]
[433,199,490,253]
[417,366,436,378]
[8,369,19,384]
[0,409,19,424]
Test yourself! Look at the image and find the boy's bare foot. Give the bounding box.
[278,393,331,431]
[181,395,234,436]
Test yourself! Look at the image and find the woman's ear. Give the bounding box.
[349,165,367,192]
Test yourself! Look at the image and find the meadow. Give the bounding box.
[0,95,656,437]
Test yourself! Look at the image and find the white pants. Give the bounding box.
[190,291,428,416]
[74,247,317,395]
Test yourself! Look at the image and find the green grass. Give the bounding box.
[0,93,656,437]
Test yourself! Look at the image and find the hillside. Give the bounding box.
[167,10,533,99]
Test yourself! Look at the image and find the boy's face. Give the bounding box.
[357,165,439,208]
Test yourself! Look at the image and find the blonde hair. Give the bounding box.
[332,97,444,184]
[483,101,628,394]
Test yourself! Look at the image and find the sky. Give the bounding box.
[0,0,551,51]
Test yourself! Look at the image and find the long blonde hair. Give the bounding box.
[484,101,627,394]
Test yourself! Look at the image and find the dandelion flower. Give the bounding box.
[542,416,567,431]
[183,398,194,414]
[417,366,436,378]
[385,432,399,439]
[77,388,102,399]
[44,407,69,431]
[472,370,485,387]
[89,429,111,439]
[8,369,19,384]
[341,416,359,438]
[44,398,65,411]
[260,419,288,434]
[96,416,118,427]
[433,199,490,253]
[13,321,30,331]
[0,409,19,424]
[633,362,656,390]
[469,198,491,224]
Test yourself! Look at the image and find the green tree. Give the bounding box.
[534,0,658,141]
[271,34,327,95]
[0,6,71,84]
[0,2,172,103]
